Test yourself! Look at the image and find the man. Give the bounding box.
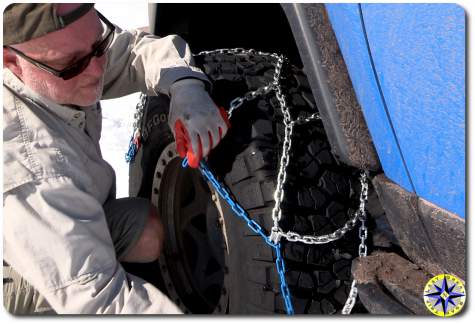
[3,3,229,314]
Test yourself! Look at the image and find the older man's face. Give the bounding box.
[5,4,107,107]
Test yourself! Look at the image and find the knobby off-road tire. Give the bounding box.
[129,52,365,314]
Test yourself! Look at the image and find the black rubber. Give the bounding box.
[129,94,174,199]
[129,52,365,314]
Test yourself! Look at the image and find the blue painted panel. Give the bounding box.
[361,4,465,218]
[325,4,414,192]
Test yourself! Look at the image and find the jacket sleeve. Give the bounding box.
[101,26,209,99]
[3,176,182,314]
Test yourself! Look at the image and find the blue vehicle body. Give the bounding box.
[325,3,465,218]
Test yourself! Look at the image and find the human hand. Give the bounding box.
[168,79,230,168]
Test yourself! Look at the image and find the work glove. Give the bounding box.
[168,78,230,168]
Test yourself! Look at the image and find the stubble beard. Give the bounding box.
[22,64,105,107]
[80,76,105,107]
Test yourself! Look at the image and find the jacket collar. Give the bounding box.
[3,68,91,130]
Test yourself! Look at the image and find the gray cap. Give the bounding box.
[3,3,94,46]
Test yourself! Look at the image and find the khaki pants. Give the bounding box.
[3,197,149,314]
[3,264,55,315]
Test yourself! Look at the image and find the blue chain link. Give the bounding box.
[125,135,139,162]
[275,242,294,314]
[183,157,295,315]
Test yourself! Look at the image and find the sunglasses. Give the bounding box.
[5,10,115,81]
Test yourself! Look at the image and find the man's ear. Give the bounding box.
[3,47,23,78]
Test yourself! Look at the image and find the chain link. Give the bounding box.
[189,158,278,248]
[270,54,294,231]
[184,157,294,314]
[280,213,359,245]
[132,93,146,131]
[342,280,359,314]
[291,112,321,125]
[194,48,283,118]
[342,170,369,315]
[273,171,368,248]
[357,171,369,258]
[125,93,146,162]
[275,242,294,314]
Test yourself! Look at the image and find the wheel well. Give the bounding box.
[150,3,303,67]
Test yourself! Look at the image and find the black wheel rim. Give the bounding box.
[153,148,228,314]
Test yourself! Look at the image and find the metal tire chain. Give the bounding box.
[184,156,368,315]
[194,48,370,314]
[181,157,295,313]
[342,171,369,314]
[194,48,369,314]
[127,47,369,315]
[125,93,147,162]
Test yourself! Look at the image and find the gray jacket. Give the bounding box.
[3,26,208,314]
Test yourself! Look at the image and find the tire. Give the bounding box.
[129,52,365,314]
